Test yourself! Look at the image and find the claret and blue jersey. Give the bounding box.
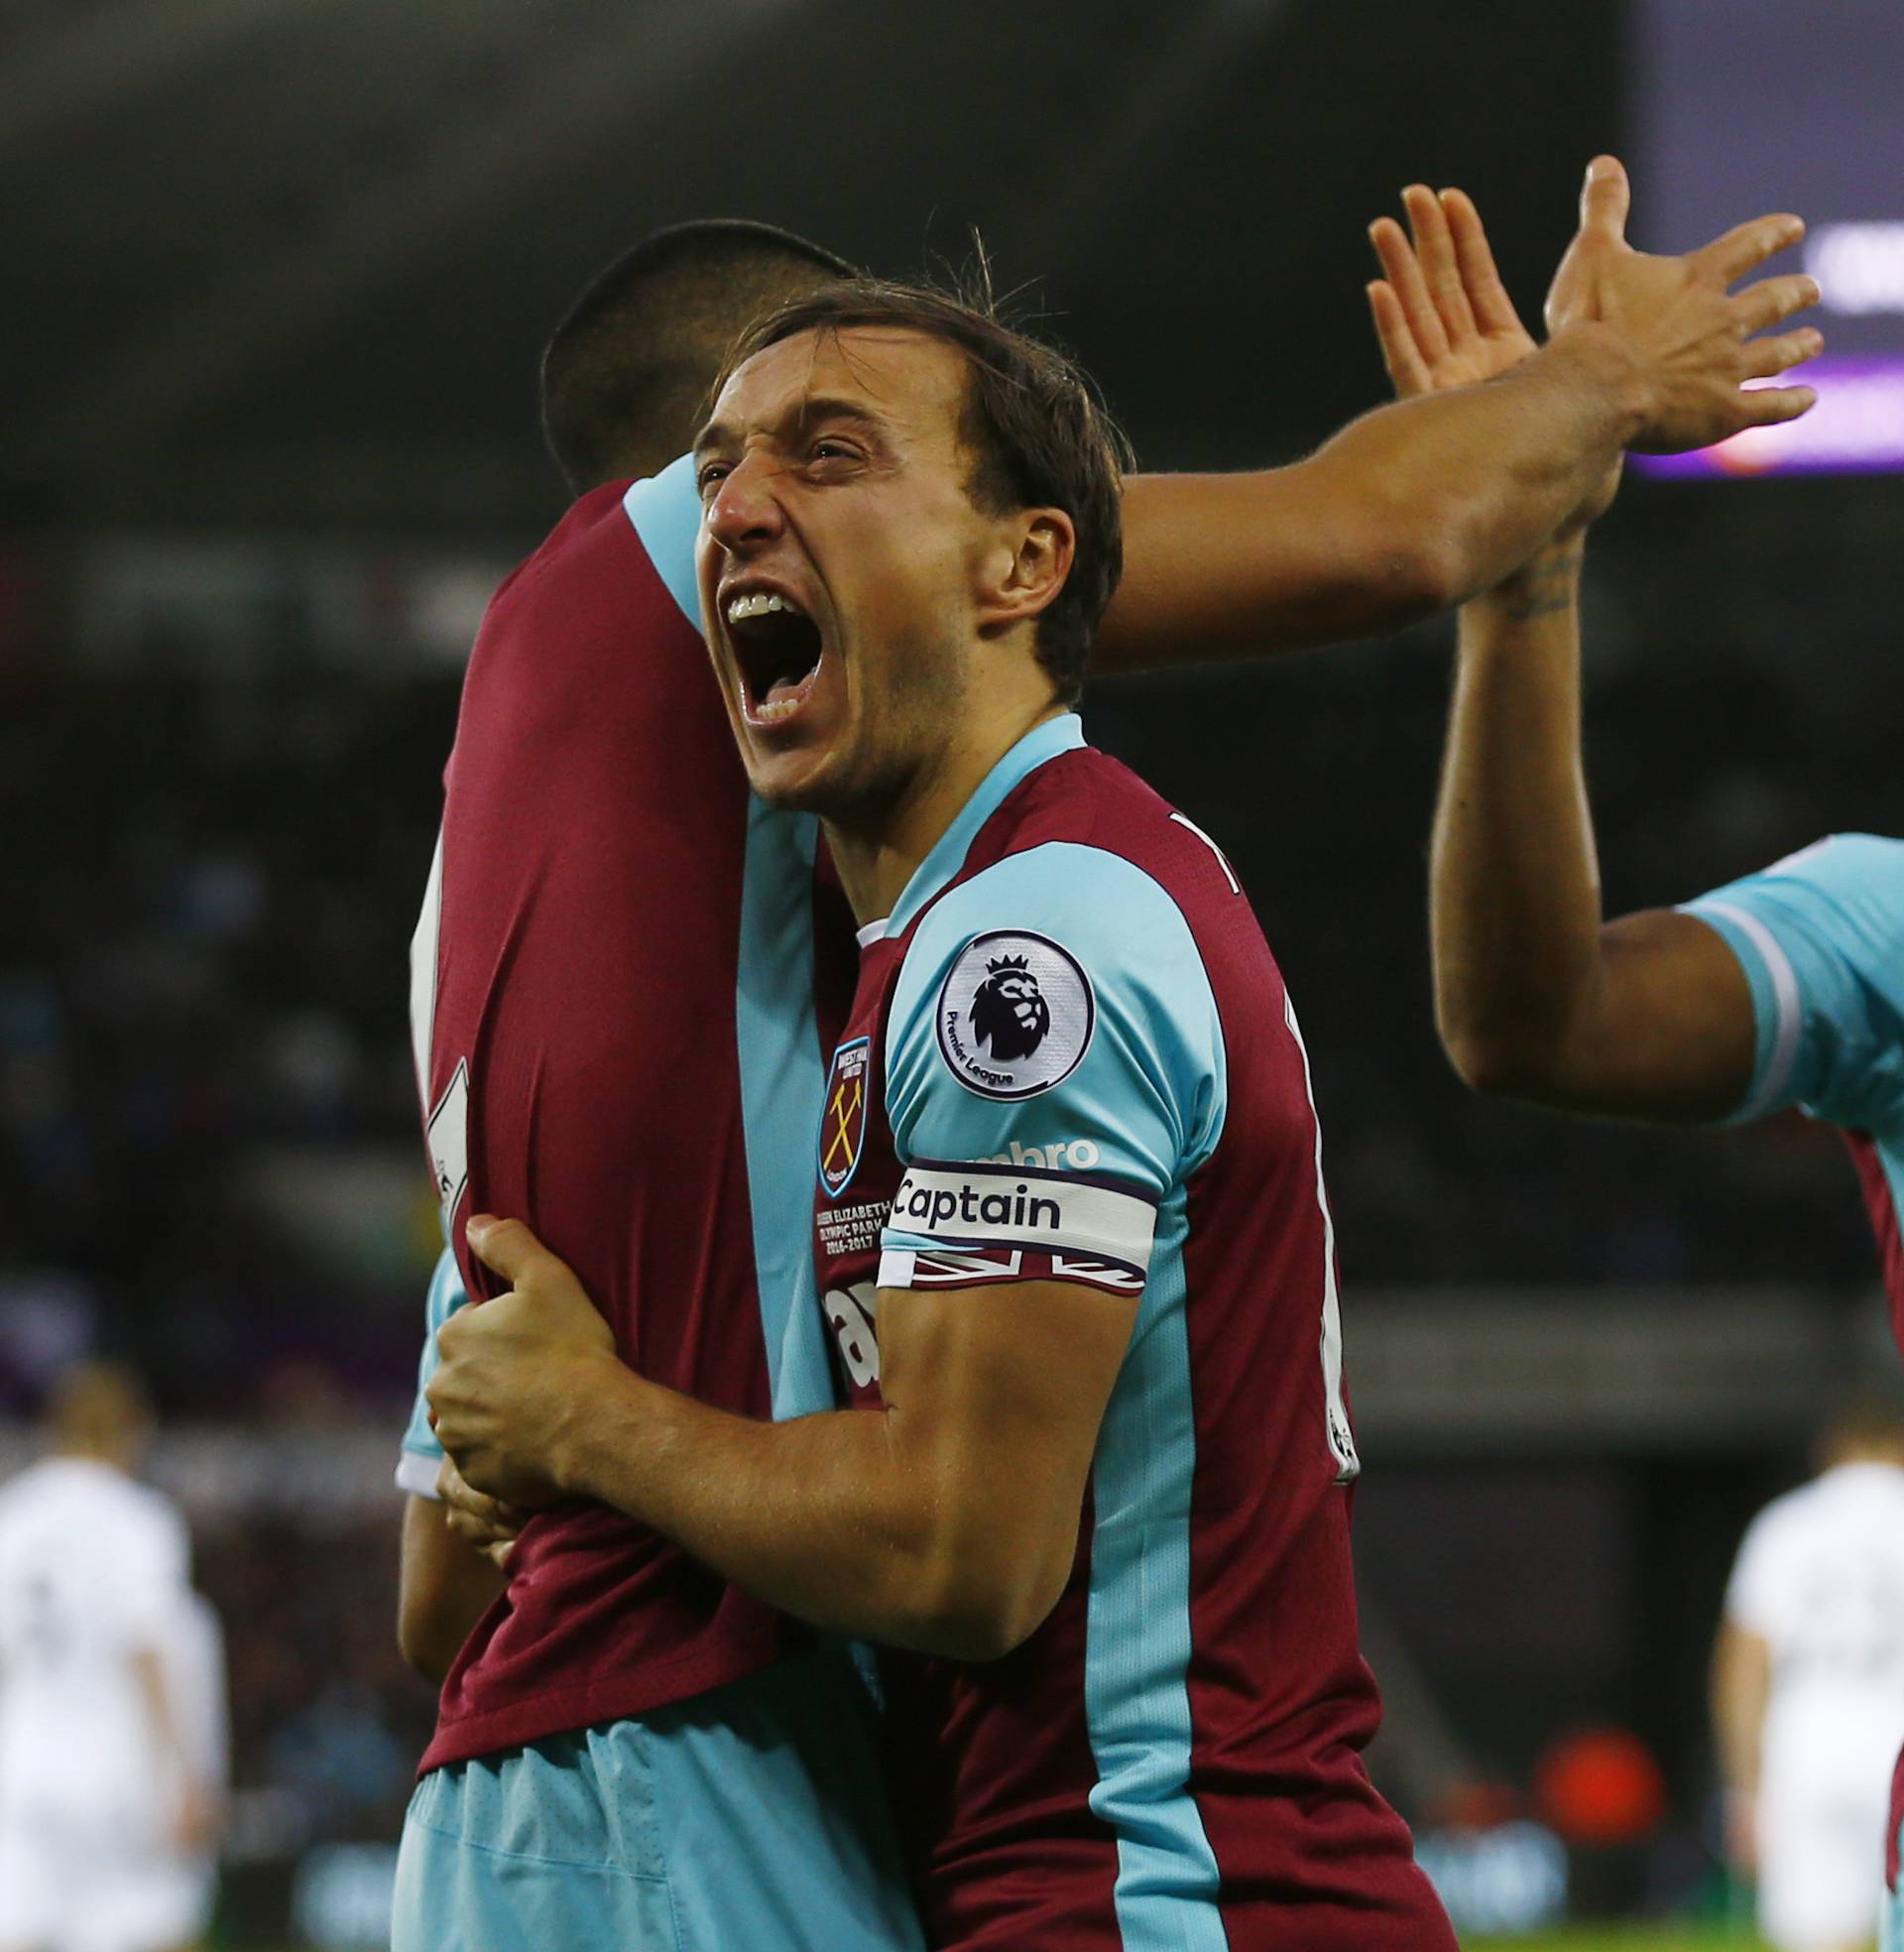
[814,713,1453,1951]
[1683,833,1904,1327]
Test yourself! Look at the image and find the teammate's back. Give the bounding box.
[415,465,839,1767]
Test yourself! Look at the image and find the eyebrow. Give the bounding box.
[692,394,891,460]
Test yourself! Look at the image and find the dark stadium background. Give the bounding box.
[4,0,1898,1942]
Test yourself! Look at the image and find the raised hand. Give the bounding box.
[1545,155,1822,452]
[1368,183,1537,400]
[1368,183,1617,537]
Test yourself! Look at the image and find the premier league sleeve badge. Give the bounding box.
[936,930,1095,1101]
[819,1037,872,1199]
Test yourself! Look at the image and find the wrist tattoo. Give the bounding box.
[1495,547,1583,622]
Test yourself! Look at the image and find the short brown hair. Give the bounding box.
[720,276,1130,703]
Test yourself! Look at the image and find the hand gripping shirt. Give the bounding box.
[405,460,856,1772]
[1681,831,1904,1886]
[812,715,1455,1952]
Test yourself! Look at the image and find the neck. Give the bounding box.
[828,695,1065,926]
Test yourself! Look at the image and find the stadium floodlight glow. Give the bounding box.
[1807,223,1904,317]
[1634,0,1904,477]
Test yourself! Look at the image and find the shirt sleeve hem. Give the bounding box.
[1679,899,1801,1124]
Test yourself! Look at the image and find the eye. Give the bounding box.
[695,460,731,500]
[807,437,861,470]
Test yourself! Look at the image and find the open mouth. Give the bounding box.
[724,590,825,727]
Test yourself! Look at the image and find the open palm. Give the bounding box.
[1367,184,1536,400]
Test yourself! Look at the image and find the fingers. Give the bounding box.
[1731,382,1818,427]
[1692,212,1805,288]
[436,1456,528,1537]
[1440,188,1526,339]
[1732,271,1822,336]
[1369,208,1449,364]
[1740,325,1824,381]
[1577,154,1630,244]
[1405,183,1479,345]
[1367,282,1433,399]
[465,1213,557,1285]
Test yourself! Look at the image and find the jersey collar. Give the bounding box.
[863,712,1085,944]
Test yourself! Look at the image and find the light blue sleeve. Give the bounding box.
[395,1248,469,1498]
[620,452,701,630]
[878,843,1225,1291]
[1681,832,1904,1133]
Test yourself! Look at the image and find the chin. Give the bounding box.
[745,745,844,816]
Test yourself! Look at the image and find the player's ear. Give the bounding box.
[975,508,1074,638]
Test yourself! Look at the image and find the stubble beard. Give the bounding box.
[758,625,970,836]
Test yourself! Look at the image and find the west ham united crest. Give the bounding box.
[937,929,1095,1101]
[819,1037,871,1198]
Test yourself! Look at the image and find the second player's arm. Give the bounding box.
[1430,542,1756,1119]
[1098,161,1818,671]
[431,1224,1135,1661]
[397,1490,508,1685]
[1102,333,1644,666]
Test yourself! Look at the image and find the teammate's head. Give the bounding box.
[540,221,857,494]
[43,1360,155,1470]
[693,275,1128,818]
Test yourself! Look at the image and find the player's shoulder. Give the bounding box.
[93,1470,187,1553]
[908,823,1213,1050]
[1696,832,1904,940]
[0,1458,175,1539]
[488,459,699,634]
[891,828,1223,1144]
[1736,1478,1818,1564]
[997,743,1241,898]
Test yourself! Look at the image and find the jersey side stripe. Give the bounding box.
[621,452,703,630]
[1694,900,1803,1119]
[735,794,835,1418]
[1083,1185,1228,1952]
[1280,991,1361,1483]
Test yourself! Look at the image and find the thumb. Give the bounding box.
[465,1214,559,1286]
[1578,154,1630,245]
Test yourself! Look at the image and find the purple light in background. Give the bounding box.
[1634,356,1904,478]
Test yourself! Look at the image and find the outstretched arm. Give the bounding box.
[1095,158,1819,672]
[1364,187,1761,1119]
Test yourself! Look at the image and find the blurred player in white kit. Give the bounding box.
[0,1364,224,1952]
[1714,1400,1904,1952]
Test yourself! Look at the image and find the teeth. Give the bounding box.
[726,591,799,625]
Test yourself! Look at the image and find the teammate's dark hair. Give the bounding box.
[721,274,1130,704]
[541,220,857,493]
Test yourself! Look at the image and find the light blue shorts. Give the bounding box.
[391,1647,923,1952]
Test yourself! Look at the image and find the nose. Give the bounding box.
[704,448,785,555]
